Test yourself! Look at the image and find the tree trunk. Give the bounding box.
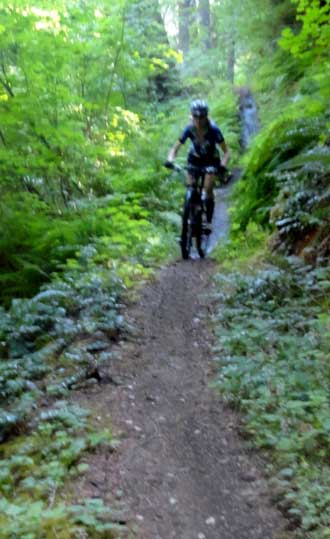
[227,36,235,84]
[198,0,211,49]
[178,0,193,54]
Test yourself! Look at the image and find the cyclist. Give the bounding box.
[166,99,230,231]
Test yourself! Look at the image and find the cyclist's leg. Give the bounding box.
[186,173,194,187]
[203,173,216,224]
[181,160,197,259]
[186,154,199,187]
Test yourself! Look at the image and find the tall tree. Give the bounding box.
[126,0,179,101]
[0,0,179,204]
[178,0,193,53]
[198,0,211,49]
[227,36,235,83]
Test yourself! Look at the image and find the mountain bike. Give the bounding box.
[164,162,214,260]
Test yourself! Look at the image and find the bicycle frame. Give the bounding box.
[164,162,212,260]
[181,166,207,259]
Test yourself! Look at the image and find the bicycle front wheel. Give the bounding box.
[181,206,193,260]
[195,212,204,259]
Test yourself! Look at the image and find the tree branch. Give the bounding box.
[0,74,14,97]
[104,7,126,114]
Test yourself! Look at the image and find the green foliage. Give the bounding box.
[209,82,241,164]
[0,183,178,533]
[0,5,183,534]
[0,498,125,538]
[212,257,330,535]
[231,107,329,232]
[0,262,126,536]
[269,145,330,252]
[280,0,330,63]
[0,404,116,502]
[213,222,269,271]
[0,0,180,200]
[229,0,330,259]
[0,397,124,537]
[0,261,124,438]
[209,0,295,83]
[0,186,179,303]
[211,4,330,535]
[0,0,183,304]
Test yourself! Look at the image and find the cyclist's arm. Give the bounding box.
[167,140,182,162]
[220,141,230,167]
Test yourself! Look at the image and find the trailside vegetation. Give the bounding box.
[1,0,329,537]
[0,0,181,304]
[0,1,240,536]
[0,1,185,536]
[231,0,330,262]
[213,1,330,537]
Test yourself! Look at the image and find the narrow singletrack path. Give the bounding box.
[72,95,279,538]
[73,257,286,539]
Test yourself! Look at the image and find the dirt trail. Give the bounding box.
[71,94,284,538]
[74,252,286,538]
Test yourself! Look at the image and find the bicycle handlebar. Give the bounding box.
[164,161,228,176]
[164,160,181,171]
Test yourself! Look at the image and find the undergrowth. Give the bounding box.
[0,251,129,537]
[213,234,330,538]
[0,202,176,537]
[0,404,124,539]
[0,195,176,538]
[231,109,329,233]
[231,36,330,262]
[213,222,269,272]
[0,186,180,305]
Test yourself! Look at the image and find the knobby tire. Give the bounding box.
[181,205,204,260]
[195,213,204,259]
[181,206,193,260]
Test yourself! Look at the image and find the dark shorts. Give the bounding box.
[187,153,221,173]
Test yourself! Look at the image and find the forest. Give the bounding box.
[0,0,329,537]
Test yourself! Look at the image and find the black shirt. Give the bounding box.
[179,120,224,160]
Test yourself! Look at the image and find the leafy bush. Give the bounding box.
[231,109,328,231]
[0,497,125,539]
[0,260,126,537]
[0,188,179,304]
[213,221,269,271]
[212,255,330,536]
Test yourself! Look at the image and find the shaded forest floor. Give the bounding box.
[70,188,287,539]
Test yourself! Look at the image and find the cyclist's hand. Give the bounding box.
[164,160,175,169]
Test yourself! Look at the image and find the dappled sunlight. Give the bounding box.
[147,234,162,247]
[113,106,141,131]
[22,6,63,33]
[94,8,103,18]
